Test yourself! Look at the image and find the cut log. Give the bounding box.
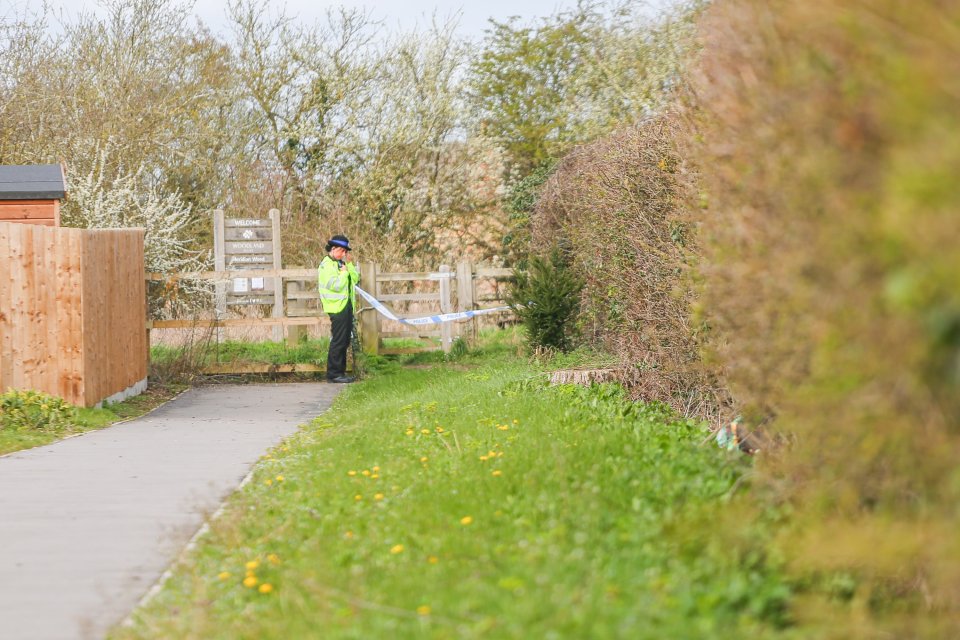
[548,367,619,386]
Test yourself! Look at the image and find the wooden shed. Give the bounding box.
[0,164,66,227]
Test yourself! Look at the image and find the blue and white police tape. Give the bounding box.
[355,286,510,326]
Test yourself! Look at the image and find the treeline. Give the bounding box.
[530,0,960,635]
[0,0,697,272]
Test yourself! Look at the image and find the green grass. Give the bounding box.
[0,384,186,456]
[114,335,793,639]
[151,337,436,368]
[151,339,331,368]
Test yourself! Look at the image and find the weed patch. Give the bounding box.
[0,384,185,456]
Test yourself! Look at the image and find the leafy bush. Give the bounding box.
[505,248,583,351]
[531,115,723,414]
[502,160,556,263]
[690,0,960,633]
[0,389,77,432]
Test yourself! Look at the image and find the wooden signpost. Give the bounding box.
[212,209,283,340]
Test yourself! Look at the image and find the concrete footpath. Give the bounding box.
[0,383,340,640]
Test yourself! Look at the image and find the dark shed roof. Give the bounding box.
[0,164,66,200]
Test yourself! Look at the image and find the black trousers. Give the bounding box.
[326,301,353,379]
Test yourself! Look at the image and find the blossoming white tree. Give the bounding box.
[61,144,211,317]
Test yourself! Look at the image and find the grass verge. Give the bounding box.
[151,337,432,369]
[0,384,186,456]
[114,336,792,639]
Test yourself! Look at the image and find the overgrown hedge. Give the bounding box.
[689,0,960,634]
[532,116,723,415]
[529,0,960,634]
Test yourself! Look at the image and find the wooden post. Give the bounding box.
[439,264,452,353]
[456,260,476,345]
[358,261,380,355]
[286,279,305,346]
[212,209,226,347]
[372,260,383,353]
[212,210,226,317]
[269,209,283,342]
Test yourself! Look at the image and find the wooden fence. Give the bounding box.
[354,261,512,355]
[148,261,513,358]
[0,222,147,407]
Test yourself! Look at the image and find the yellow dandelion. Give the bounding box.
[460,516,473,526]
[492,470,502,477]
[405,429,414,436]
[390,544,404,554]
[374,493,384,501]
[488,450,496,457]
[267,553,280,565]
[355,494,363,501]
[371,474,380,479]
[513,419,519,424]
[243,575,258,588]
[435,427,444,433]
[417,605,431,616]
[245,560,259,570]
[275,475,285,482]
[258,583,273,594]
[427,556,439,564]
[348,470,357,476]
[498,452,505,457]
[264,479,273,486]
[344,530,354,539]
[479,455,489,462]
[421,429,430,435]
[498,425,509,431]
[218,571,231,580]
[373,466,380,472]
[420,456,428,463]
[361,469,371,477]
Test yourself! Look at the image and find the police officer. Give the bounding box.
[318,235,359,383]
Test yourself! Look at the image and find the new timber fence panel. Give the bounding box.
[79,228,147,407]
[0,222,146,407]
[56,228,84,402]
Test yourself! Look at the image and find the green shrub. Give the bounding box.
[502,161,557,263]
[531,115,723,413]
[691,0,960,633]
[0,389,78,432]
[506,248,583,351]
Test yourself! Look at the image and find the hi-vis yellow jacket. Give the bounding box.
[317,256,360,314]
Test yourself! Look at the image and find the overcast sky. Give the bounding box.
[11,0,675,40]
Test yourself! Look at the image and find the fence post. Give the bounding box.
[286,279,304,346]
[439,264,452,353]
[269,209,283,342]
[212,209,226,346]
[456,260,476,345]
[359,261,380,355]
[212,209,226,317]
